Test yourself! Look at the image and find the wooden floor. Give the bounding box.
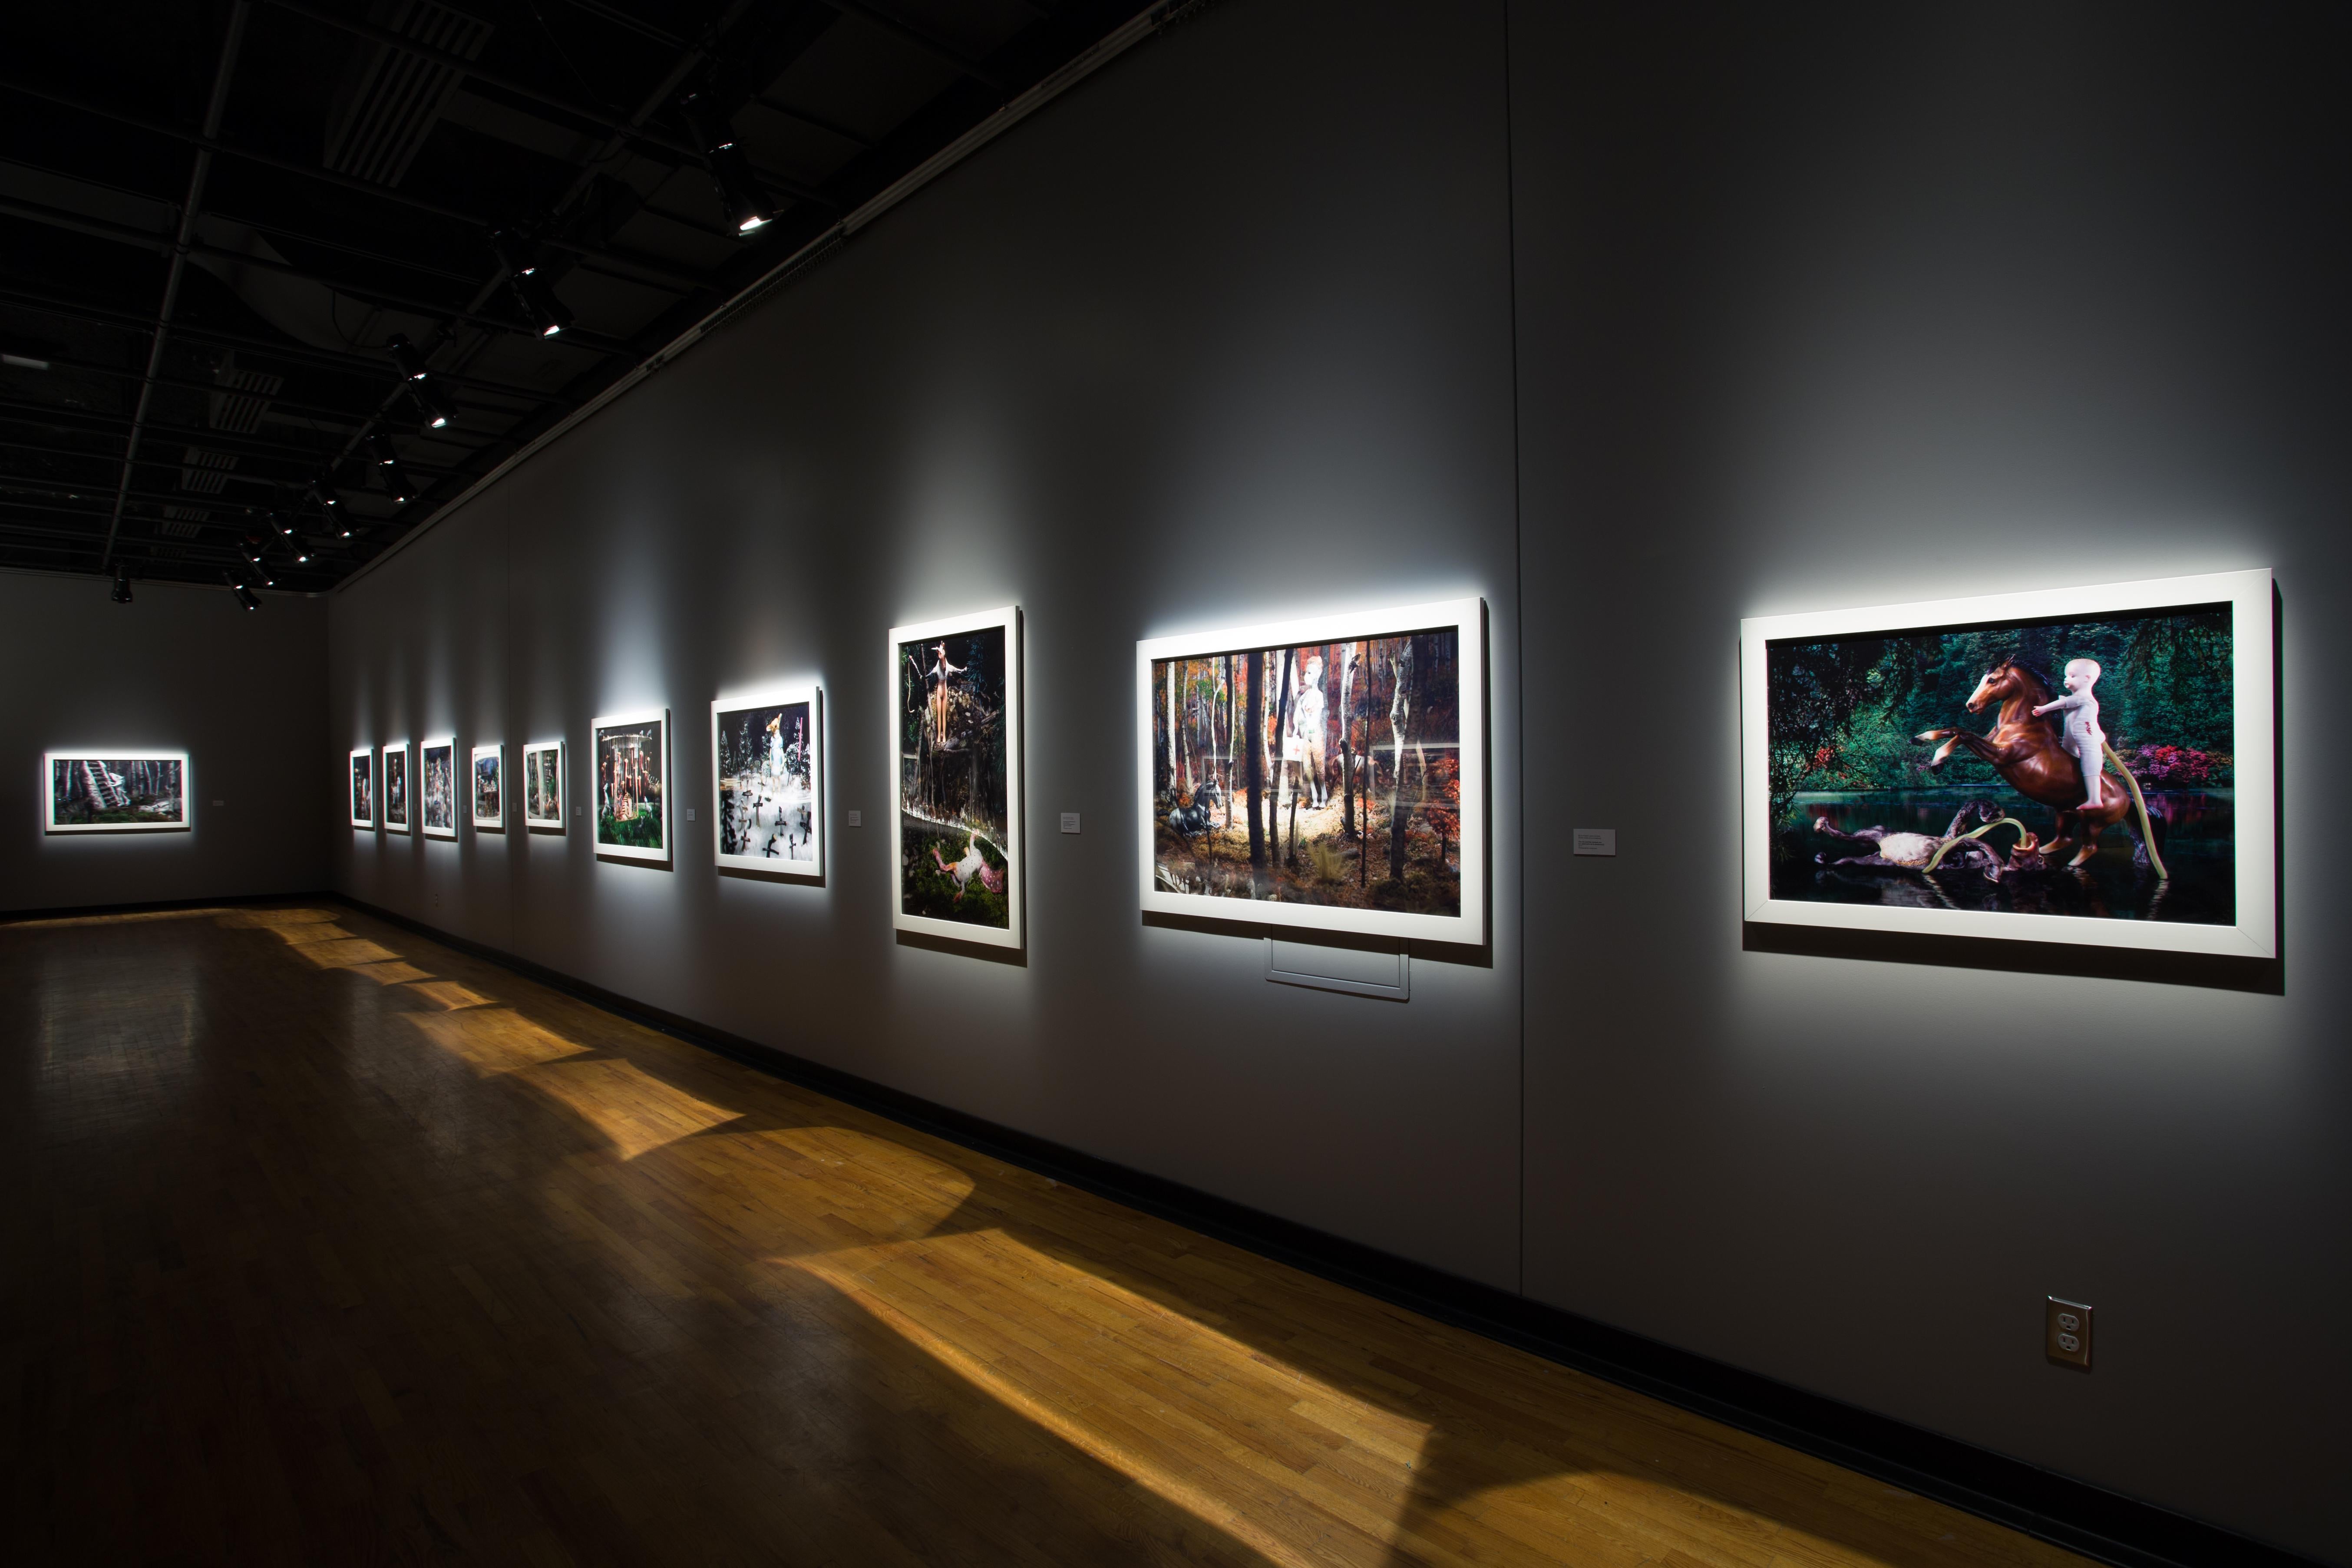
[0,904,2091,1568]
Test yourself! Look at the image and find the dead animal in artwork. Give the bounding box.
[1812,801,2047,880]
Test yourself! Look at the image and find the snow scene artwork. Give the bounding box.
[713,688,821,877]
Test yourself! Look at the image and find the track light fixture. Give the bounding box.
[387,332,455,429]
[224,572,261,611]
[368,432,417,505]
[111,564,132,604]
[239,533,266,567]
[310,477,340,514]
[270,509,296,539]
[680,92,773,234]
[492,231,572,337]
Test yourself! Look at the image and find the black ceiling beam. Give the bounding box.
[0,193,635,355]
[0,283,574,404]
[102,0,251,568]
[0,343,493,434]
[0,472,333,522]
[0,72,745,258]
[256,0,841,211]
[752,94,873,151]
[811,0,1009,92]
[0,397,464,476]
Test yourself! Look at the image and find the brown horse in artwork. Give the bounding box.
[1916,658,2146,870]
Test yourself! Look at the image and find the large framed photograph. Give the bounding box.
[713,686,822,877]
[1136,598,1486,944]
[382,741,410,834]
[1741,568,2275,959]
[420,737,458,839]
[522,739,564,831]
[593,709,669,864]
[471,743,503,831]
[45,750,190,833]
[349,747,374,829]
[892,607,1021,947]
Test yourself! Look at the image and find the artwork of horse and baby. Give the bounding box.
[1149,627,1464,919]
[1764,601,2237,926]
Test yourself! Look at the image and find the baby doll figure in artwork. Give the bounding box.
[2032,657,2108,809]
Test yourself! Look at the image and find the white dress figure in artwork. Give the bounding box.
[2032,657,2108,808]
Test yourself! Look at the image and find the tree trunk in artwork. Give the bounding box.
[1245,650,1265,868]
[1272,647,1295,865]
[1224,655,1237,829]
[1388,639,1414,882]
[1339,643,1358,839]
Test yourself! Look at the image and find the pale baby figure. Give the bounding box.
[2032,657,2107,808]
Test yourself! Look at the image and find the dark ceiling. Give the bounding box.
[0,0,1156,596]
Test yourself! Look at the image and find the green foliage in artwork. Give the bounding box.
[598,809,663,848]
[901,833,1009,927]
[1766,609,2234,823]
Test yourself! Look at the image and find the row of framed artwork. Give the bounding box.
[351,599,1491,951]
[340,566,2274,963]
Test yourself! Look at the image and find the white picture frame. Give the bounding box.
[1740,568,2275,960]
[522,738,565,831]
[890,606,1022,949]
[382,740,410,834]
[471,743,504,831]
[44,749,191,834]
[420,736,459,839]
[349,746,374,829]
[592,708,670,865]
[711,685,823,878]
[1135,597,1487,945]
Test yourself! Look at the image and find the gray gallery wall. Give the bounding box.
[1510,5,2348,1561]
[331,0,1525,1291]
[325,0,2346,1559]
[1,568,328,914]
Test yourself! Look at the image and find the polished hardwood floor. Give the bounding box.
[0,903,2091,1567]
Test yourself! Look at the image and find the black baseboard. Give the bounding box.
[0,889,336,924]
[275,895,2322,1568]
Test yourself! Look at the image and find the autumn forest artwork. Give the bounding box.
[1152,629,1462,917]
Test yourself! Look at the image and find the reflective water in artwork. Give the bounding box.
[898,627,1008,927]
[1152,630,1460,916]
[1766,604,2234,923]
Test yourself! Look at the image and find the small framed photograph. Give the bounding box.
[1741,568,2275,959]
[1136,597,1486,944]
[420,737,458,839]
[593,709,669,864]
[522,739,565,831]
[471,743,504,831]
[713,686,822,877]
[891,607,1021,948]
[349,747,374,829]
[382,741,410,834]
[46,750,190,833]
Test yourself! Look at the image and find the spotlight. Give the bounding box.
[239,533,266,567]
[680,93,773,233]
[388,332,456,429]
[368,432,417,505]
[411,382,455,431]
[270,509,296,539]
[224,572,261,611]
[310,478,340,513]
[111,564,132,604]
[387,332,430,381]
[492,232,572,336]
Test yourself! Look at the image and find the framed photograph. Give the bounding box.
[45,750,189,833]
[420,737,458,839]
[382,741,410,834]
[593,709,669,864]
[1741,568,2275,959]
[522,739,565,831]
[713,686,822,877]
[471,743,504,831]
[891,607,1021,947]
[349,747,374,829]
[1136,597,1487,944]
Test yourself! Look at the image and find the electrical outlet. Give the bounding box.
[2046,1297,2092,1370]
